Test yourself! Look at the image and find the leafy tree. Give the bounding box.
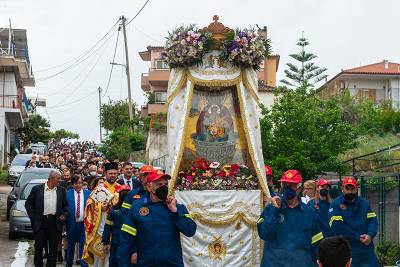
[100,100,140,131]
[98,126,146,161]
[15,114,51,145]
[260,87,357,179]
[51,129,79,144]
[280,35,327,89]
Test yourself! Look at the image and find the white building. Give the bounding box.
[0,27,35,167]
[317,60,400,109]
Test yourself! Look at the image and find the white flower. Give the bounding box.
[210,162,220,169]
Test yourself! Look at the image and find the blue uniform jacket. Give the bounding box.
[308,199,333,238]
[257,200,323,267]
[328,195,378,252]
[102,207,125,246]
[117,196,197,267]
[121,187,148,212]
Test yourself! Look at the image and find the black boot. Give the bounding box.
[57,250,63,263]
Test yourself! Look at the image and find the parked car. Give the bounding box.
[6,168,55,220]
[130,162,145,169]
[7,154,32,185]
[27,142,47,155]
[9,179,47,239]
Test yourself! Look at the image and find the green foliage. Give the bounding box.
[0,169,8,182]
[376,240,400,266]
[15,114,51,145]
[260,87,357,179]
[51,129,79,144]
[145,92,155,104]
[100,100,140,131]
[280,36,327,89]
[98,127,146,161]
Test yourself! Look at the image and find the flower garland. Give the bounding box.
[222,28,266,70]
[175,158,258,191]
[163,25,268,70]
[162,25,212,68]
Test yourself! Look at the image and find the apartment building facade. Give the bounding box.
[0,27,35,167]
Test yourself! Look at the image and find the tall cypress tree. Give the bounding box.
[281,34,327,89]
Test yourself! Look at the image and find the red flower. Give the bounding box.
[230,164,240,175]
[187,175,194,182]
[195,158,210,170]
[220,171,227,177]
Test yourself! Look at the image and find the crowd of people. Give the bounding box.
[22,141,379,267]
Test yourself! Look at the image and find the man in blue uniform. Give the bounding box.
[308,179,334,238]
[121,165,154,212]
[117,170,197,267]
[329,177,379,267]
[257,170,323,267]
[265,165,276,197]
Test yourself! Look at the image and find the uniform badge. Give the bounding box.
[139,207,149,216]
[340,204,347,210]
[286,172,293,178]
[133,194,140,199]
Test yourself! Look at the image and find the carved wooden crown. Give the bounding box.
[202,15,233,48]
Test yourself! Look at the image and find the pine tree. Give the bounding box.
[280,34,327,89]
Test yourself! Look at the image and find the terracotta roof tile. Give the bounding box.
[343,60,400,75]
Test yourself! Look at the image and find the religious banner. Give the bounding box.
[176,190,262,267]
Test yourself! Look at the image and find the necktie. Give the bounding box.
[76,191,80,220]
[127,180,131,189]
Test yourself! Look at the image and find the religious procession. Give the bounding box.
[3,1,400,266]
[16,17,382,267]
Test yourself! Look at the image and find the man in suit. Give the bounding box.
[25,170,68,267]
[117,162,139,190]
[66,175,90,267]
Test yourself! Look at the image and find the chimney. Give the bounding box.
[384,60,389,69]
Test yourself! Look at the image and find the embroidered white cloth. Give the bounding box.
[176,190,263,267]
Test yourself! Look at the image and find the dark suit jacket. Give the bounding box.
[117,176,140,189]
[65,188,90,234]
[25,183,68,233]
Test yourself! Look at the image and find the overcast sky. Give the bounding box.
[1,0,399,142]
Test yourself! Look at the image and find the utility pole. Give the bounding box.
[120,15,134,121]
[98,87,103,142]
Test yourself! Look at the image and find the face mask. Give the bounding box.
[89,171,97,176]
[281,186,297,201]
[320,189,329,197]
[344,193,357,202]
[154,185,168,200]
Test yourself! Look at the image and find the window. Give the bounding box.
[155,91,167,103]
[155,59,168,69]
[357,89,376,101]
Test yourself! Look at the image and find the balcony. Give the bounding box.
[0,48,35,87]
[141,73,150,91]
[0,95,24,128]
[148,103,167,114]
[148,68,169,86]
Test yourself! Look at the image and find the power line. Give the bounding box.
[131,24,162,45]
[126,0,151,25]
[36,26,118,83]
[103,28,121,97]
[47,88,98,110]
[48,30,114,107]
[35,19,120,73]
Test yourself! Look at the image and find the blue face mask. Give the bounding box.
[281,186,297,201]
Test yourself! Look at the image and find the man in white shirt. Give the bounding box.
[66,176,91,267]
[25,170,68,267]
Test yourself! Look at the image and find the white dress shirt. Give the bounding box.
[74,190,84,222]
[123,177,132,189]
[43,182,57,215]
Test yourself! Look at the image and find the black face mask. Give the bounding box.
[155,185,168,200]
[320,189,329,197]
[344,193,357,202]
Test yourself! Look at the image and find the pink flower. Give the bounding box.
[186,175,193,182]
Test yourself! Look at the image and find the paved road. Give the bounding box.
[0,185,65,267]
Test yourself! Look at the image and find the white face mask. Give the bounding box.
[89,171,97,176]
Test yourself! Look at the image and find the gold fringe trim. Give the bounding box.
[169,81,195,195]
[187,71,241,87]
[236,82,270,197]
[166,70,187,106]
[241,71,261,105]
[191,211,258,226]
[187,202,259,219]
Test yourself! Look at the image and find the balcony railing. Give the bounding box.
[0,94,20,109]
[0,47,33,76]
